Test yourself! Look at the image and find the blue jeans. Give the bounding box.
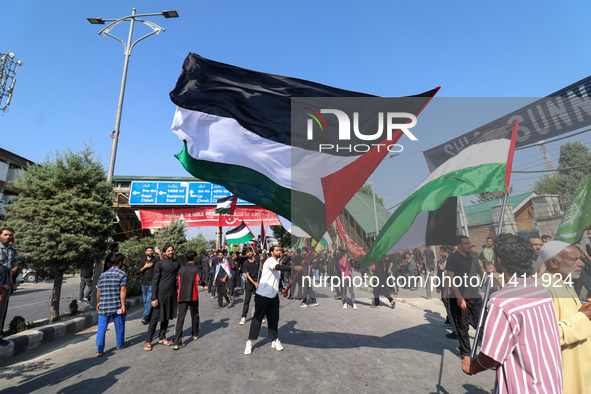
[312,269,320,282]
[96,313,126,353]
[142,284,152,320]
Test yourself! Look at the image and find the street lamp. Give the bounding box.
[87,8,179,182]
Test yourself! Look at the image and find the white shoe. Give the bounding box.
[271,339,283,351]
[343,303,347,309]
[353,303,357,310]
[262,318,267,323]
[244,341,253,355]
[239,317,246,325]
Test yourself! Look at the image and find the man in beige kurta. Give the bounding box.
[541,241,591,394]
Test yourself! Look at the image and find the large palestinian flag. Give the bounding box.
[170,53,438,240]
[360,120,520,267]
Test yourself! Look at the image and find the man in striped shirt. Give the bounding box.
[96,253,129,357]
[462,233,563,394]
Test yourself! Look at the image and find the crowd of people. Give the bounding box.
[4,221,591,392]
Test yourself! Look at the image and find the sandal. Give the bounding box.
[144,343,152,351]
[116,341,131,350]
[96,352,104,357]
[158,339,172,346]
[391,300,396,309]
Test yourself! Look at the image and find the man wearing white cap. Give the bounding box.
[541,240,591,394]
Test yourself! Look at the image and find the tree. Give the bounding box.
[358,184,384,206]
[471,186,513,204]
[154,219,188,262]
[270,225,294,249]
[118,236,157,282]
[532,174,558,195]
[5,145,113,322]
[184,233,209,261]
[554,141,591,203]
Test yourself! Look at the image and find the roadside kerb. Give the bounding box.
[0,295,143,361]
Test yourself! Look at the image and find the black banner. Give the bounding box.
[423,75,591,171]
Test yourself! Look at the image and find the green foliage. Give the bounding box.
[184,233,209,262]
[554,141,591,203]
[8,315,26,335]
[126,279,143,297]
[270,225,294,249]
[4,144,114,322]
[532,174,558,195]
[118,236,157,281]
[4,144,114,270]
[154,219,187,260]
[358,184,384,206]
[69,299,78,316]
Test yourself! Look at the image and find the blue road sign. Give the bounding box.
[156,182,188,204]
[129,182,158,204]
[130,181,253,206]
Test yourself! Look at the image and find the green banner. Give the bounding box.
[555,176,591,244]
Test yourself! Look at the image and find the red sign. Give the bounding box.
[139,207,280,229]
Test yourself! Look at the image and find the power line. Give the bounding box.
[512,163,591,173]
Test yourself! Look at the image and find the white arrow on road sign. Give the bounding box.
[159,191,166,195]
[132,191,140,195]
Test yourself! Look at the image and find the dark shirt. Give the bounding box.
[215,260,229,282]
[151,258,181,301]
[423,249,435,269]
[446,251,482,299]
[103,252,115,273]
[0,264,11,288]
[292,255,303,274]
[312,257,320,270]
[139,257,159,285]
[177,263,200,302]
[80,266,93,279]
[243,259,259,283]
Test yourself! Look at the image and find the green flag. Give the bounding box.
[555,176,591,244]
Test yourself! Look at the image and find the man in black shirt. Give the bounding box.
[423,248,436,273]
[172,250,201,350]
[443,235,483,358]
[240,247,259,325]
[139,246,159,324]
[103,243,119,273]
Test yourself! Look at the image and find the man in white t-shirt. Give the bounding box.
[244,245,302,355]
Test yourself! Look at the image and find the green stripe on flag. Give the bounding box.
[361,162,507,268]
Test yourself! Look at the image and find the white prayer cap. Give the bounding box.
[540,241,571,262]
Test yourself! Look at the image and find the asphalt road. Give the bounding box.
[0,284,495,393]
[3,274,85,332]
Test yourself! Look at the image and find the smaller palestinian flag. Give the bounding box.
[215,196,238,214]
[226,221,254,244]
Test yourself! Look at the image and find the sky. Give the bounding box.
[3,1,591,238]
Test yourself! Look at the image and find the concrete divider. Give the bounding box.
[0,295,142,361]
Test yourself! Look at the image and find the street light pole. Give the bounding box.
[87,8,179,182]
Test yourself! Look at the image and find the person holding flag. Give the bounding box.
[213,250,232,309]
[244,245,301,355]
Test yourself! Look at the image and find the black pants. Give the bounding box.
[79,277,92,301]
[173,300,199,345]
[227,275,235,298]
[289,271,302,298]
[145,308,169,343]
[301,276,316,303]
[373,285,393,306]
[248,294,279,341]
[242,282,256,318]
[452,297,483,357]
[217,281,230,307]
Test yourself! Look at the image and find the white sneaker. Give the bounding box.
[353,303,357,310]
[299,302,308,308]
[262,318,267,323]
[271,339,283,351]
[244,341,253,355]
[343,303,347,309]
[239,317,246,325]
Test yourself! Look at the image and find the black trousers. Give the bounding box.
[248,294,279,341]
[79,277,92,301]
[453,297,483,357]
[289,271,302,298]
[146,308,169,343]
[173,300,199,345]
[242,282,256,318]
[227,275,235,298]
[373,285,393,306]
[217,281,230,307]
[301,276,316,303]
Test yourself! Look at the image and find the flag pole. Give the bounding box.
[458,196,470,237]
[282,232,326,297]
